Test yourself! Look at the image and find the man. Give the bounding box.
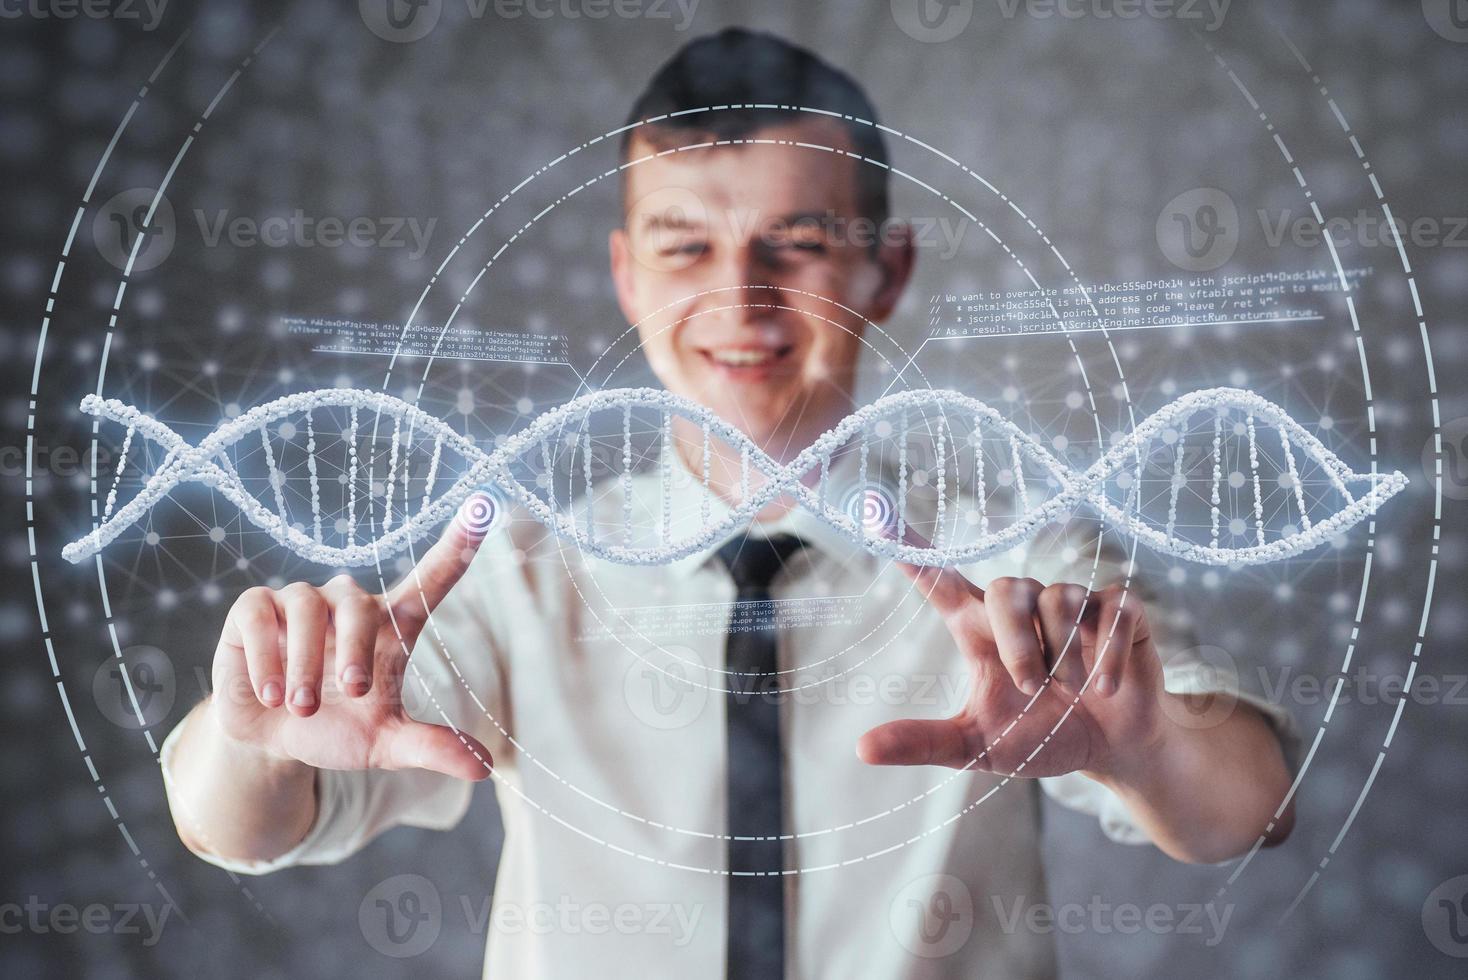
[162,29,1297,979]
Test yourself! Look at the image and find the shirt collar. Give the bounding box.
[647,438,876,582]
[623,423,1035,587]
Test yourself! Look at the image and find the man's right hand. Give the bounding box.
[208,518,492,781]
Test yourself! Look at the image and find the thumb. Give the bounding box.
[379,718,494,780]
[856,717,972,769]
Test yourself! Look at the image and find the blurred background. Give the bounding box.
[2,0,1465,976]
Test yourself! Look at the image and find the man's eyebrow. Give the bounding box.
[636,210,706,231]
[775,210,833,225]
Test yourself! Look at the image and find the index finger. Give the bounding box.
[877,507,984,618]
[874,500,1003,684]
[387,498,491,624]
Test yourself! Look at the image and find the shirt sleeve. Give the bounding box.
[1019,526,1302,849]
[159,534,516,876]
[159,720,473,875]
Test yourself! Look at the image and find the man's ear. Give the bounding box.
[608,227,641,327]
[864,220,916,323]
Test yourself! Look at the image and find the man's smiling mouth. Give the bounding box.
[699,345,795,375]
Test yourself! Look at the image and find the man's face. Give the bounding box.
[610,119,912,458]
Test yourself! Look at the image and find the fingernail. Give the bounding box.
[260,681,282,705]
[1019,678,1040,697]
[342,666,368,692]
[291,687,316,709]
[1096,675,1117,697]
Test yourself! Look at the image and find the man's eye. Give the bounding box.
[772,238,826,257]
[659,241,707,257]
[780,227,829,253]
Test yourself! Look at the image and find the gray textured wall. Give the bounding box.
[3,0,1466,977]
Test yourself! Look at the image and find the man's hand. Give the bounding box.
[856,566,1164,781]
[166,517,493,866]
[857,553,1298,863]
[208,518,493,781]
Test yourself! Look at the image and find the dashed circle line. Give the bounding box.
[24,26,198,926]
[1180,28,1425,919]
[366,113,1153,865]
[1259,26,1443,920]
[61,26,285,924]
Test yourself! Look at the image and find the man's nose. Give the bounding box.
[715,243,781,320]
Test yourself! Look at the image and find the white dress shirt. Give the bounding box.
[162,436,1298,978]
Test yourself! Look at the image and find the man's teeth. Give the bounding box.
[709,349,777,366]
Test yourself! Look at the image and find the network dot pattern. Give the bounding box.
[63,386,1406,569]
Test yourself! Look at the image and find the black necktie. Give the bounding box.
[716,533,805,980]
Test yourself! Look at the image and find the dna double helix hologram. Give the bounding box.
[61,386,1408,568]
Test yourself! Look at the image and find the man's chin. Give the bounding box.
[707,392,810,451]
[663,370,823,442]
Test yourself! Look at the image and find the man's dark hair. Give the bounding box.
[621,28,891,223]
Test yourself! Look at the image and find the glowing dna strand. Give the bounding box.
[61,387,1408,568]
